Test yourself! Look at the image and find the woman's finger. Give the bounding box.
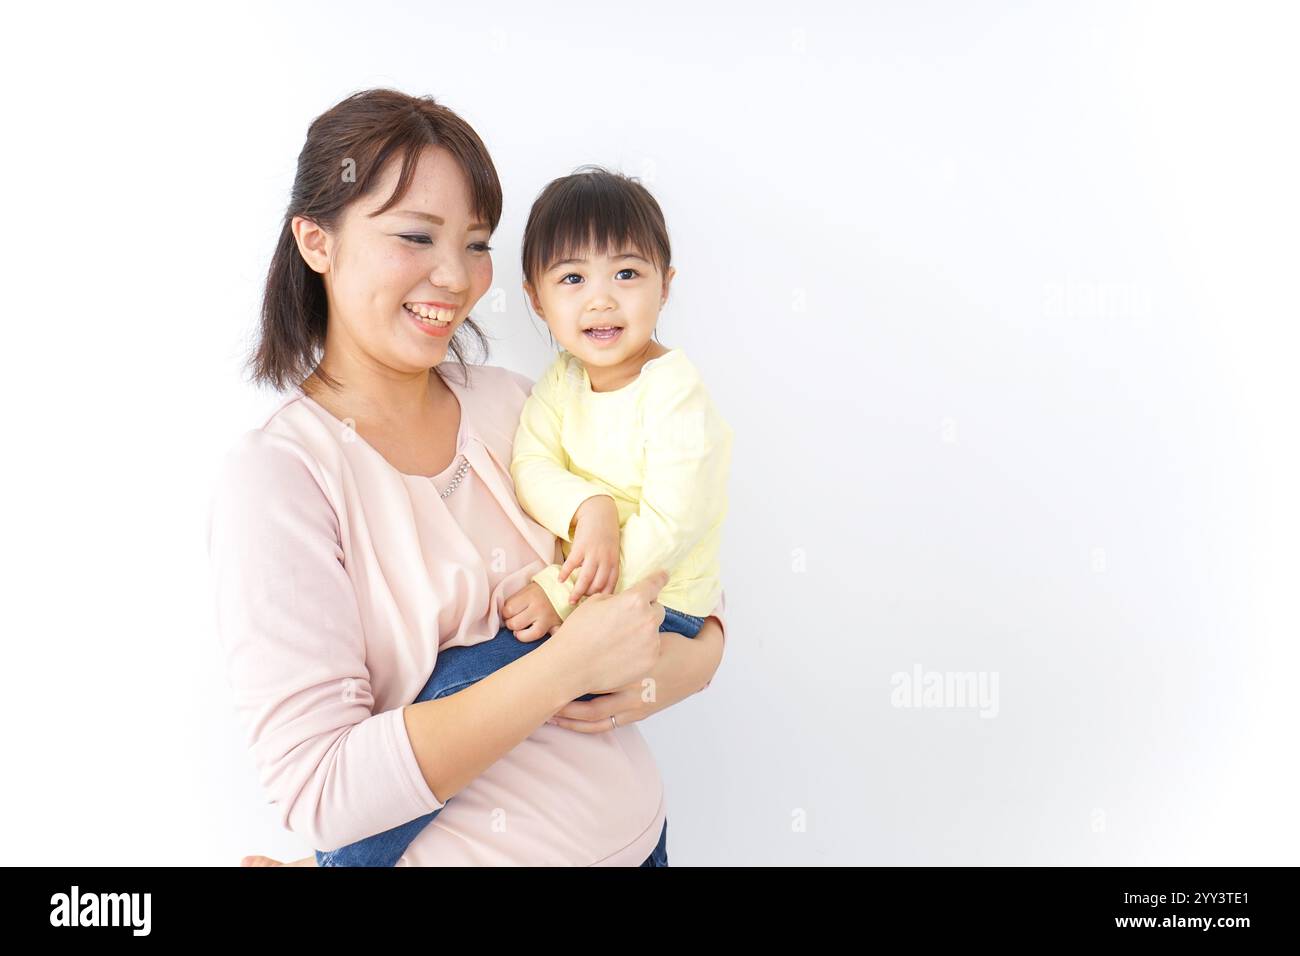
[550,709,637,733]
[552,686,637,720]
[624,569,670,603]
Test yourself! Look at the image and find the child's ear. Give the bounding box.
[660,265,677,304]
[522,279,545,317]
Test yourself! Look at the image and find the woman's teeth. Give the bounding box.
[403,303,454,326]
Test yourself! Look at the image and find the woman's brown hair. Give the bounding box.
[247,88,502,392]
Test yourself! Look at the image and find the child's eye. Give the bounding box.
[616,268,639,280]
[559,273,583,285]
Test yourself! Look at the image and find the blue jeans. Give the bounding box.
[639,818,669,867]
[316,606,706,866]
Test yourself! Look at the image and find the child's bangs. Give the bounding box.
[523,168,671,285]
[540,206,663,276]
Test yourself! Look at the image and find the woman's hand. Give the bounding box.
[560,494,621,604]
[542,569,669,693]
[547,616,725,733]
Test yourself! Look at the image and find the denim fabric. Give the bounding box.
[639,818,669,867]
[316,606,704,866]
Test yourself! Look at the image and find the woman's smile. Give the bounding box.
[403,301,457,337]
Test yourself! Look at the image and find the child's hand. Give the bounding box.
[502,582,563,642]
[561,495,621,605]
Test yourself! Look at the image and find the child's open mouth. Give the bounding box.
[583,326,623,344]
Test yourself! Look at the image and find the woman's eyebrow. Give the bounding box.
[394,209,490,231]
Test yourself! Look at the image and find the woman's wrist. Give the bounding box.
[535,614,599,702]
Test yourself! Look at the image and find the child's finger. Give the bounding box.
[559,552,581,583]
[569,565,596,604]
[514,620,546,642]
[568,579,587,604]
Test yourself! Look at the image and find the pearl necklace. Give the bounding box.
[437,454,471,499]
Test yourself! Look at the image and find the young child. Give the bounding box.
[314,167,731,867]
[503,165,733,648]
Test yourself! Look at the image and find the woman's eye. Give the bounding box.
[401,236,492,252]
[616,268,639,280]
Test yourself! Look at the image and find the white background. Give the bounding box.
[1,0,1296,865]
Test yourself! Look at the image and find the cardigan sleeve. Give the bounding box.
[206,430,444,851]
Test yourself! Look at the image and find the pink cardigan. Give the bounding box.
[207,362,726,865]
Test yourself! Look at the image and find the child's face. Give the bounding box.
[524,247,676,370]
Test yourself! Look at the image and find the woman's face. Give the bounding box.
[294,145,494,375]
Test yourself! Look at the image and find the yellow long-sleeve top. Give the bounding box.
[510,348,732,621]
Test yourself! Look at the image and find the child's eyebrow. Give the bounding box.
[549,252,650,270]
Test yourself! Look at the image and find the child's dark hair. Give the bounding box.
[521,165,671,291]
[248,88,501,392]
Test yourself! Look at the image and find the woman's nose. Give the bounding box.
[428,251,469,293]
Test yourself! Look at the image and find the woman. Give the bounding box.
[207,88,727,866]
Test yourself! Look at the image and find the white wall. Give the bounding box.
[1,0,1296,865]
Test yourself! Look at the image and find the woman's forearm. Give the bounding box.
[650,616,725,706]
[402,637,588,803]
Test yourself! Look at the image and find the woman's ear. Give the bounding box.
[661,265,677,304]
[291,215,332,275]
